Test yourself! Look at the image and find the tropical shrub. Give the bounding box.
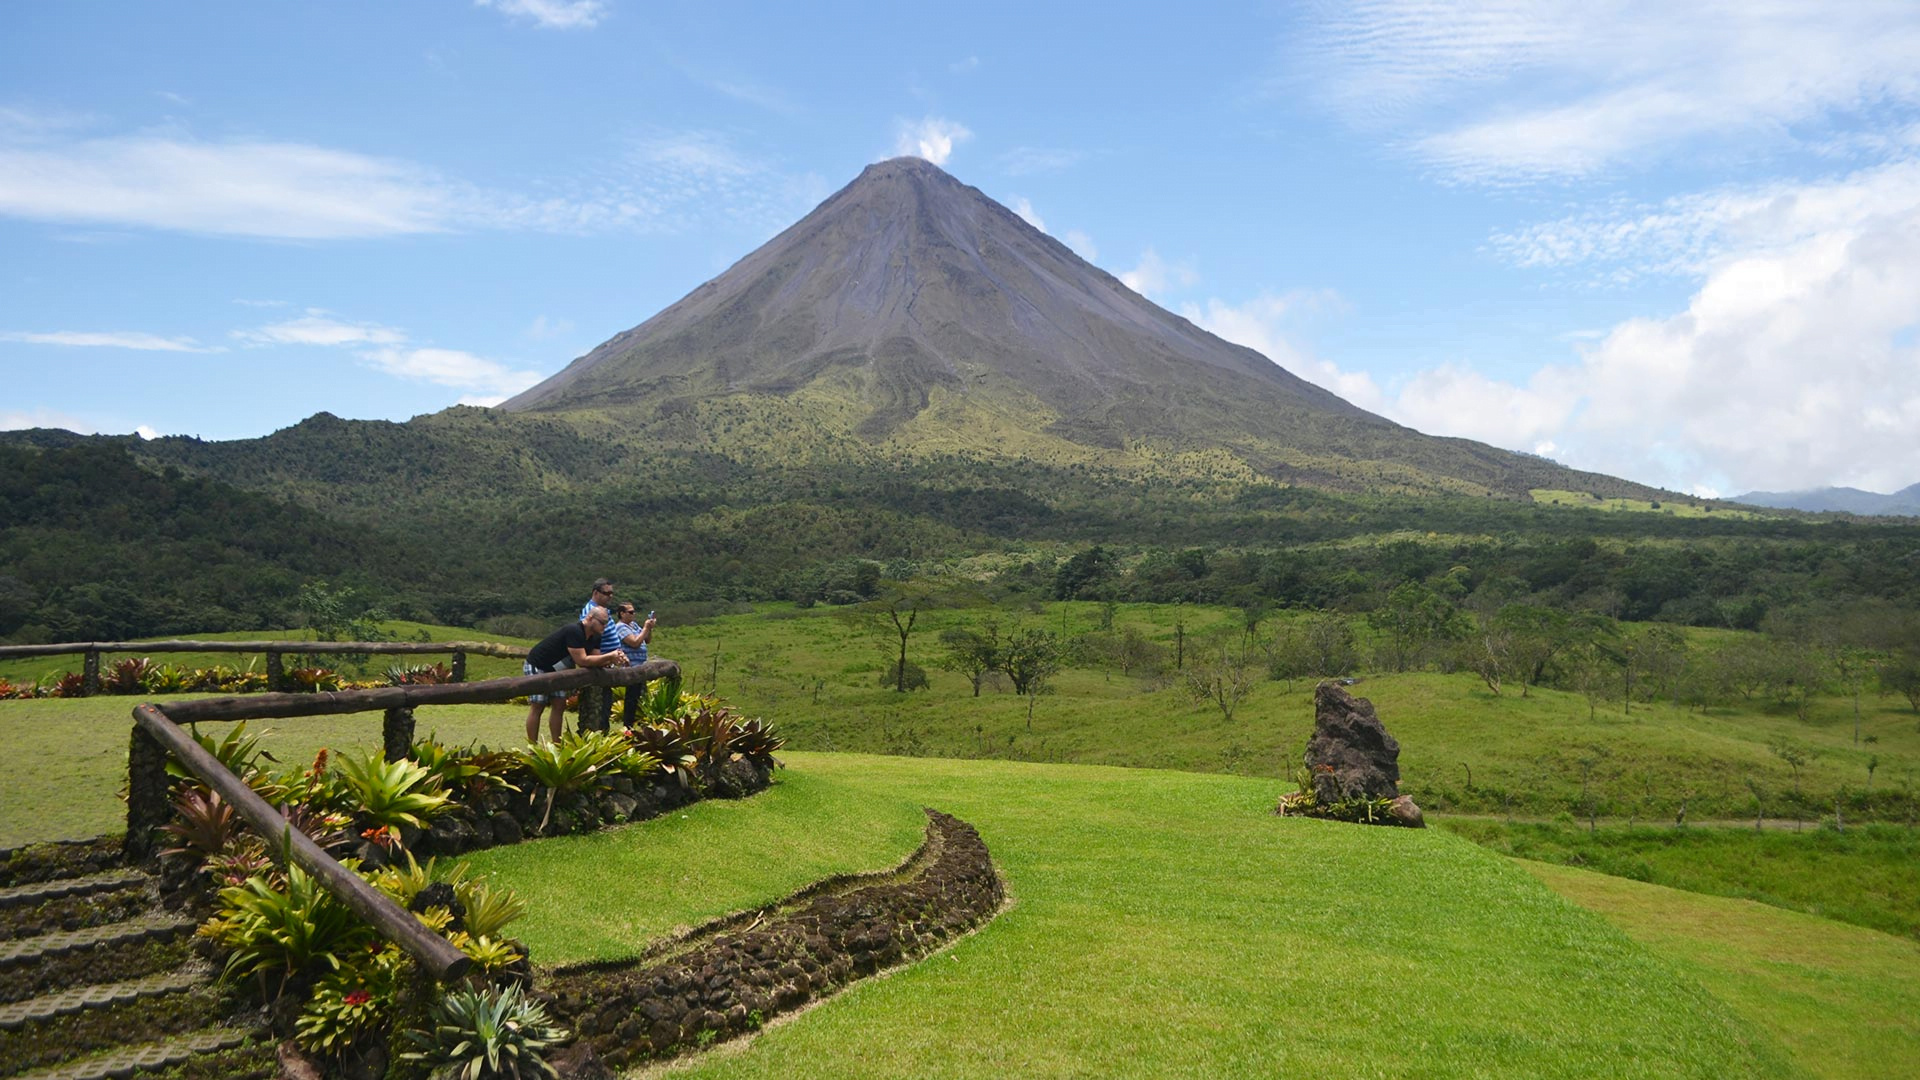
[287,667,343,693]
[624,723,698,788]
[334,750,451,849]
[402,983,566,1080]
[201,863,372,989]
[104,657,154,694]
[412,737,521,800]
[159,784,240,862]
[386,662,453,686]
[295,943,408,1055]
[142,663,194,694]
[454,880,528,941]
[515,732,652,833]
[51,672,87,698]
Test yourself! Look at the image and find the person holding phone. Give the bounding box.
[607,604,657,729]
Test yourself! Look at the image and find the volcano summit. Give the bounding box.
[505,158,1626,498]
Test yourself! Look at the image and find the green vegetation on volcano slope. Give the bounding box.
[10,420,1920,644]
[485,753,1802,1079]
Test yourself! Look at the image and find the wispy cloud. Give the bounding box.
[476,0,606,30]
[1009,196,1046,233]
[1295,1,1920,183]
[233,312,408,348]
[894,117,971,166]
[235,310,542,403]
[0,407,99,433]
[1063,229,1098,262]
[1118,248,1198,300]
[360,346,542,401]
[0,115,816,241]
[0,330,217,352]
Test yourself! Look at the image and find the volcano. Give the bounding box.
[503,157,1628,497]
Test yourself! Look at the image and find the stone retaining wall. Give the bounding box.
[544,809,1002,1070]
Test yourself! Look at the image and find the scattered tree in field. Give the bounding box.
[1881,650,1920,714]
[937,622,1002,697]
[1184,631,1257,722]
[998,627,1063,729]
[1367,581,1470,672]
[844,585,943,693]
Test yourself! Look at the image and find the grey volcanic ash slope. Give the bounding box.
[505,157,1646,498]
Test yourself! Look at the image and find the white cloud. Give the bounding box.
[1063,229,1098,262]
[1182,291,1384,408]
[950,56,981,74]
[476,0,606,30]
[1298,1,1920,183]
[1365,182,1920,493]
[360,347,543,398]
[894,117,971,166]
[0,407,97,433]
[1118,248,1198,300]
[234,312,407,348]
[0,330,216,352]
[1009,196,1046,233]
[0,117,808,241]
[524,315,574,340]
[135,425,160,440]
[0,134,462,238]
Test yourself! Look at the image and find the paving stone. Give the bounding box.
[0,971,206,1031]
[9,1028,247,1080]
[0,916,193,969]
[0,872,149,912]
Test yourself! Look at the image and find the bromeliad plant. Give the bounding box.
[413,736,521,801]
[201,862,373,995]
[334,750,452,851]
[402,983,567,1080]
[515,732,656,833]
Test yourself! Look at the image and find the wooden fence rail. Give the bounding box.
[0,639,528,694]
[126,657,678,983]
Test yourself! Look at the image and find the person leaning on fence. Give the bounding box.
[606,603,657,729]
[523,603,627,743]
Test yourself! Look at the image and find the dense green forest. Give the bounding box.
[4,431,1919,653]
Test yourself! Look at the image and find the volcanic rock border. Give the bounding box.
[544,809,1003,1070]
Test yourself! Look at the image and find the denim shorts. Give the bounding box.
[524,658,573,703]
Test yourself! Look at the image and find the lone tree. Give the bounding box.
[999,627,1063,729]
[937,621,1002,697]
[845,585,944,693]
[1185,630,1257,722]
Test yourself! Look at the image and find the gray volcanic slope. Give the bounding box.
[502,157,1642,497]
[504,158,1362,437]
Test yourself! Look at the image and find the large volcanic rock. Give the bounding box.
[1305,682,1408,805]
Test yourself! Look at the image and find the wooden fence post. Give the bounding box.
[124,722,172,861]
[383,707,416,762]
[451,650,467,683]
[83,648,101,696]
[266,650,285,693]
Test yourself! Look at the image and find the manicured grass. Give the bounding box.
[0,620,530,687]
[1442,819,1920,941]
[0,698,525,848]
[1524,861,1920,1080]
[459,767,928,964]
[504,753,1797,1079]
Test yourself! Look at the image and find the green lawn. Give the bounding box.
[1441,819,1920,941]
[1524,861,1920,1080]
[473,753,1801,1079]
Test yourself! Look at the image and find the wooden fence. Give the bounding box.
[0,639,527,694]
[125,657,678,983]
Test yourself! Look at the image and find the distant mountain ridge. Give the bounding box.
[502,157,1662,501]
[1733,483,1920,516]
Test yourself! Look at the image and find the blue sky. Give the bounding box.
[4,1,1918,497]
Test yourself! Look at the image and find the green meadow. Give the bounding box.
[5,604,1918,1076]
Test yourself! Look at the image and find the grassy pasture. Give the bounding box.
[477,753,1803,1079]
[651,602,1920,822]
[1528,488,1766,520]
[1523,862,1920,1080]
